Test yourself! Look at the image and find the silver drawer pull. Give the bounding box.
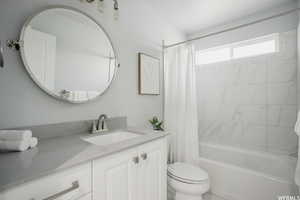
[132,156,139,164]
[141,153,147,160]
[31,181,79,200]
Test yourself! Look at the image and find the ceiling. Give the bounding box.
[147,0,296,35]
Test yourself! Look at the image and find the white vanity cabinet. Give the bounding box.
[0,137,167,200]
[0,162,92,200]
[93,138,167,200]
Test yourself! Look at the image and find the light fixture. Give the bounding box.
[82,0,119,19]
[113,0,119,20]
[97,0,105,13]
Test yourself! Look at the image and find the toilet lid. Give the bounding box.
[168,162,209,183]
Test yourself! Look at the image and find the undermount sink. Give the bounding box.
[83,131,140,146]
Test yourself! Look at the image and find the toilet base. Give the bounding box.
[175,192,203,200]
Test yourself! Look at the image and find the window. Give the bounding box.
[196,47,231,65]
[196,34,279,65]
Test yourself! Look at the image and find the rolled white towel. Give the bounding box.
[87,91,99,100]
[0,130,32,141]
[29,137,38,148]
[0,140,30,152]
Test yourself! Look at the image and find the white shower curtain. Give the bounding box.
[164,44,199,165]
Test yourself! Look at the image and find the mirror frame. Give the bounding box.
[19,6,119,104]
[0,41,4,68]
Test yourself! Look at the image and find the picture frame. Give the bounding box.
[138,53,160,95]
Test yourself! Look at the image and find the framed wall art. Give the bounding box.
[138,53,160,95]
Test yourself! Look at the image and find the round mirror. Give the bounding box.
[20,7,118,103]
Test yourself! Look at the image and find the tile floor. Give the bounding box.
[203,193,228,200]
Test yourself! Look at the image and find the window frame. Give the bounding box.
[196,33,279,66]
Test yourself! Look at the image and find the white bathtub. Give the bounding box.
[198,142,298,200]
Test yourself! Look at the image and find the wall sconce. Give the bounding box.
[0,39,23,69]
[6,40,23,51]
[82,0,119,19]
[97,0,105,13]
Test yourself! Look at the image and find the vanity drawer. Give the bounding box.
[0,162,92,200]
[78,193,92,200]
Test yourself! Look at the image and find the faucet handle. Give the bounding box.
[91,120,97,134]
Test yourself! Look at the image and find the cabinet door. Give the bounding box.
[93,149,138,200]
[138,138,168,200]
[78,193,92,200]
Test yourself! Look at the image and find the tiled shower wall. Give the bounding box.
[196,30,298,155]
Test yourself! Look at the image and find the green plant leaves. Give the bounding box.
[149,116,164,131]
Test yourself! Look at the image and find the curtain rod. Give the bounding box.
[164,8,299,49]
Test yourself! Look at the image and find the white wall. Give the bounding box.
[0,0,184,129]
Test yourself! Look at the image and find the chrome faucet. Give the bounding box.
[91,114,108,134]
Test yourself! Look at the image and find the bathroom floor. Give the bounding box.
[203,193,228,200]
[168,193,227,200]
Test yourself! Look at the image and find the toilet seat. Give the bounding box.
[168,162,209,184]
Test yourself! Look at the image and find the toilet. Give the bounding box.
[167,162,210,200]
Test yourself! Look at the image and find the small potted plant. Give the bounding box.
[149,116,164,131]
